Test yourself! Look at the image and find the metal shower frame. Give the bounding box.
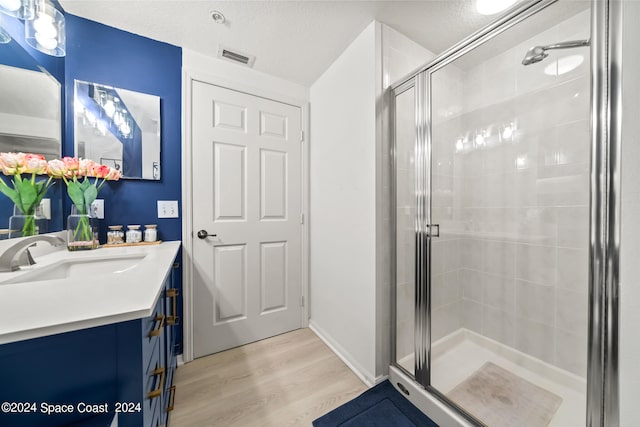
[389,0,621,425]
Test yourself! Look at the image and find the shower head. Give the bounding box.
[522,46,548,65]
[521,39,590,66]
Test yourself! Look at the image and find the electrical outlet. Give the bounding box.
[37,198,51,220]
[91,199,105,219]
[157,200,179,218]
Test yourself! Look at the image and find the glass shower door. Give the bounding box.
[393,82,417,377]
[428,2,591,426]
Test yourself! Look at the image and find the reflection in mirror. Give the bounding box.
[0,65,61,158]
[74,80,161,180]
[0,38,63,239]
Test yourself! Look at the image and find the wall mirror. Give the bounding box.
[0,37,63,238]
[74,80,161,180]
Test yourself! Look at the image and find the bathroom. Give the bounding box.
[0,0,638,426]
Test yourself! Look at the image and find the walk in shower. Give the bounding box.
[390,0,619,425]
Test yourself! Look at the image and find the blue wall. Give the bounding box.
[64,14,184,351]
[64,15,182,241]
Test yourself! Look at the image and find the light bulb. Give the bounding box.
[103,99,115,117]
[0,0,20,12]
[113,112,123,126]
[455,139,464,153]
[120,122,131,136]
[35,32,57,50]
[34,14,56,39]
[475,133,485,146]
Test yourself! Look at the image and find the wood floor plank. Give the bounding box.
[170,328,367,427]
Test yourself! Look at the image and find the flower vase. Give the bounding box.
[67,206,99,251]
[9,214,37,238]
[8,205,46,238]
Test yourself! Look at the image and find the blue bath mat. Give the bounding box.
[313,380,439,427]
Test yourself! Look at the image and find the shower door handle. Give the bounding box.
[427,224,440,238]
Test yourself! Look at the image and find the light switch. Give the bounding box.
[37,198,51,220]
[158,200,179,218]
[91,199,104,219]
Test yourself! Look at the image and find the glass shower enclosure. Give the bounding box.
[390,0,616,425]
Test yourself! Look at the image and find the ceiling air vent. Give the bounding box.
[217,46,255,67]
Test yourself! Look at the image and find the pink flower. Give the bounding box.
[105,167,121,181]
[47,159,67,178]
[23,154,48,174]
[62,157,80,177]
[79,158,96,177]
[0,152,25,175]
[92,164,111,179]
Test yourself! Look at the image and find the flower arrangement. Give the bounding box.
[0,153,54,237]
[48,157,121,249]
[0,153,121,246]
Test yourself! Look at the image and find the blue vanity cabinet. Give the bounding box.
[0,325,118,427]
[162,262,180,425]
[0,254,180,427]
[116,265,179,427]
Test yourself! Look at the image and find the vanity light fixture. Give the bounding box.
[24,0,65,57]
[476,0,518,16]
[0,0,35,20]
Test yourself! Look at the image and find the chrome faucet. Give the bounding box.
[0,235,65,272]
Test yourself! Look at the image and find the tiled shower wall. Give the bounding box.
[431,9,590,377]
[395,8,591,378]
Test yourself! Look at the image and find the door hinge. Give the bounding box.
[301,296,305,307]
[300,130,304,142]
[300,213,304,224]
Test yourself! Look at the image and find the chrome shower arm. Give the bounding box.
[542,39,590,52]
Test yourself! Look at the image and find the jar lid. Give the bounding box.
[128,225,141,229]
[144,224,157,229]
[108,225,123,230]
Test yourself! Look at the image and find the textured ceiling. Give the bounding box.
[59,0,504,86]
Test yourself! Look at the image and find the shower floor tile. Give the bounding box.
[398,329,586,427]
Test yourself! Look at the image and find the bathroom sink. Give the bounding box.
[0,254,146,285]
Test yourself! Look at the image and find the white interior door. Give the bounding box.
[192,81,303,358]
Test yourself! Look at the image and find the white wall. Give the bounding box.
[619,1,640,425]
[310,21,433,385]
[309,21,378,384]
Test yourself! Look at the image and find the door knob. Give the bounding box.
[197,230,217,239]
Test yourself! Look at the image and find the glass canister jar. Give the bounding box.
[107,225,124,244]
[126,225,142,243]
[144,224,158,242]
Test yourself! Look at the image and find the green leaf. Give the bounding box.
[0,180,20,208]
[67,180,87,212]
[17,184,37,214]
[83,184,98,207]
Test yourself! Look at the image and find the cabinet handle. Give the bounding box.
[166,385,176,412]
[147,367,165,399]
[149,314,165,337]
[166,288,180,325]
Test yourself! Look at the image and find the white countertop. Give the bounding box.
[0,240,181,345]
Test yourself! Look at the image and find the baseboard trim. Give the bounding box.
[309,320,376,387]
